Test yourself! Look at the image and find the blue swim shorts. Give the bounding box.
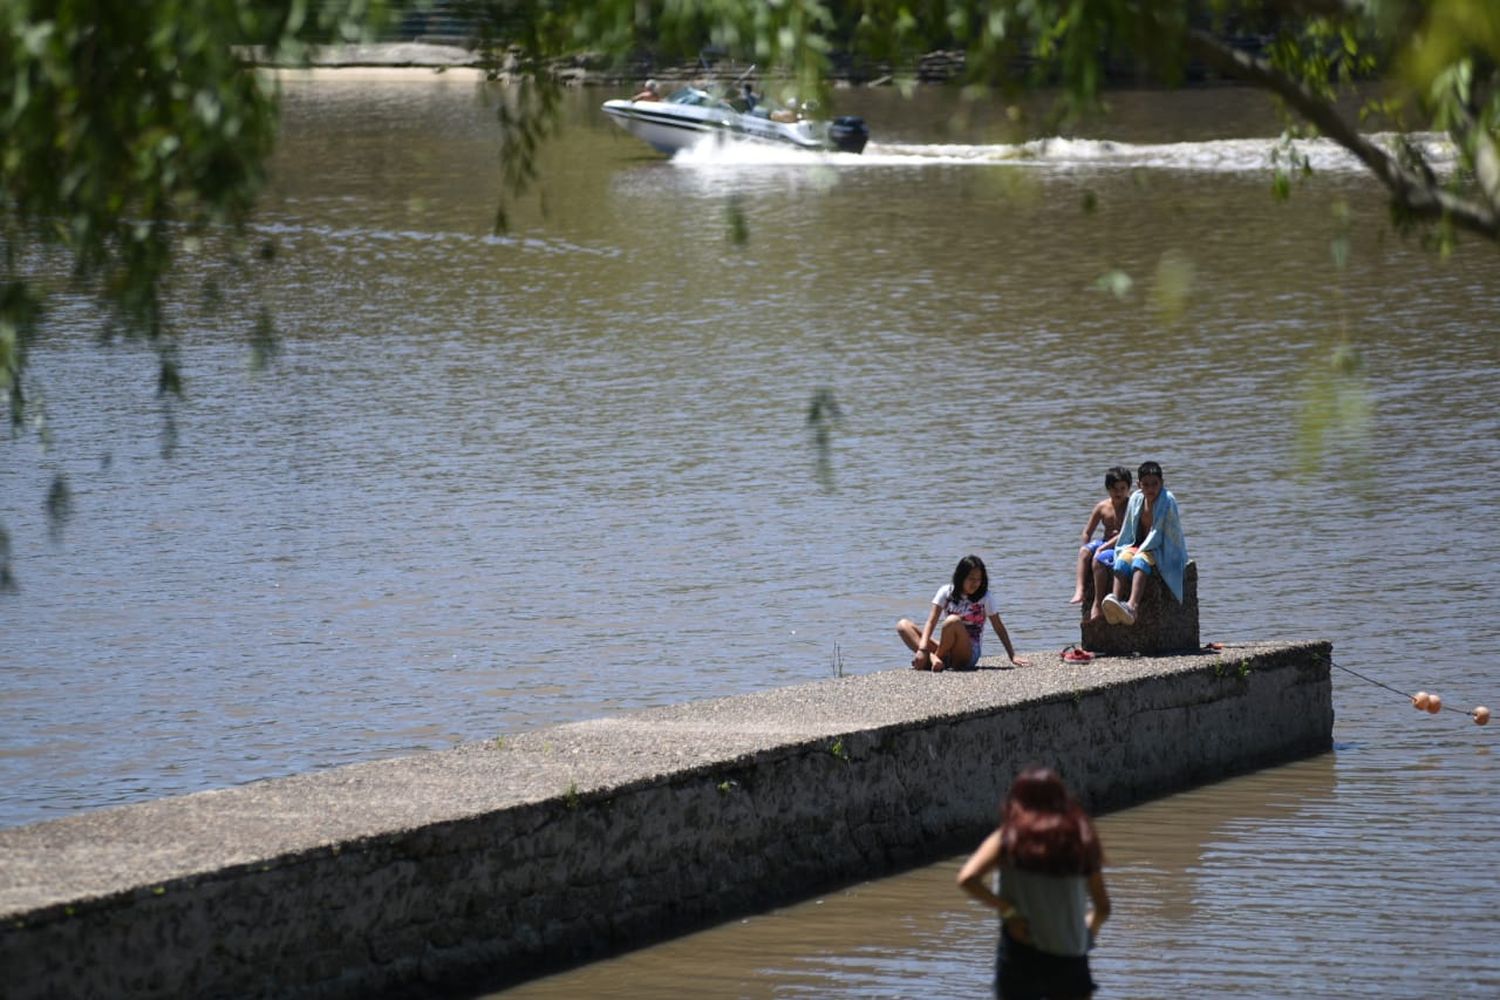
[1112,544,1156,577]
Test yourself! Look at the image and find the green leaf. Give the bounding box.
[1093,269,1133,298]
[1331,234,1349,270]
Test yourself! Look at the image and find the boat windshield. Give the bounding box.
[667,88,713,105]
[666,87,735,111]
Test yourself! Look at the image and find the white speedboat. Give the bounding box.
[601,87,869,156]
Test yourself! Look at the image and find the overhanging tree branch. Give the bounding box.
[1184,27,1499,239]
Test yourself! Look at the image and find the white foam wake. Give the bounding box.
[673,131,1455,174]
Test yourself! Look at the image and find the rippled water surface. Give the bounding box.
[4,74,1498,996]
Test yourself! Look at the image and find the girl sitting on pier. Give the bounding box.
[897,554,1030,671]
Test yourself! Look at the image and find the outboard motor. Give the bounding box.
[828,115,869,154]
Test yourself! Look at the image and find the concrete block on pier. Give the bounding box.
[1081,559,1200,655]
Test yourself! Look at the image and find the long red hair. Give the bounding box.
[997,767,1103,876]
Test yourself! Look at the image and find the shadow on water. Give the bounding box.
[806,386,841,492]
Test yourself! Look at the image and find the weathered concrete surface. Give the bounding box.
[1081,560,1201,654]
[0,641,1331,999]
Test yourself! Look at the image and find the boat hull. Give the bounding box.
[602,98,865,156]
[601,100,727,155]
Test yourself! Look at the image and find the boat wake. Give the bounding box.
[673,131,1454,175]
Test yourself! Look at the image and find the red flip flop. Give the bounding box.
[1061,644,1095,664]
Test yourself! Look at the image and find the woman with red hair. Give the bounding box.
[957,767,1112,998]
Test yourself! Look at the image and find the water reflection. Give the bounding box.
[1097,755,1339,927]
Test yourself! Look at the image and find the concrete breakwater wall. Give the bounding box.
[1,641,1332,998]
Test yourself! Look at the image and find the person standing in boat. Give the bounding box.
[958,767,1112,999]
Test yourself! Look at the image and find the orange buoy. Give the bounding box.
[1413,691,1430,711]
[1475,706,1491,726]
[1426,694,1443,714]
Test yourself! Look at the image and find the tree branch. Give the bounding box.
[1184,28,1500,240]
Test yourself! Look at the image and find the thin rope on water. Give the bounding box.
[1331,658,1490,725]
[1331,659,1418,699]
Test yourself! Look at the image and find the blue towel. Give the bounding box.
[1116,489,1188,601]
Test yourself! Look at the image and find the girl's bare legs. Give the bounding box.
[932,614,972,672]
[898,615,973,670]
[897,618,926,668]
[1070,545,1091,604]
[896,618,923,650]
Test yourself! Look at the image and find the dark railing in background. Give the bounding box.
[317,3,1279,84]
[379,1,478,46]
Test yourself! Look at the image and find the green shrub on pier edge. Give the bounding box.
[1213,658,1253,681]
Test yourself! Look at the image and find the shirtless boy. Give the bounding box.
[1071,466,1133,615]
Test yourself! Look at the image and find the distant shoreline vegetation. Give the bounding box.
[246,41,1280,90]
[366,0,1291,88]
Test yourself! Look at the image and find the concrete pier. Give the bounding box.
[0,641,1332,999]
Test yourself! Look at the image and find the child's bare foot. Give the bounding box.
[930,655,946,673]
[1068,591,1084,605]
[1087,603,1104,622]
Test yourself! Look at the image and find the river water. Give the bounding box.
[3,73,1498,996]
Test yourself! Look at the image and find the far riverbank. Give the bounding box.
[250,42,1034,89]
